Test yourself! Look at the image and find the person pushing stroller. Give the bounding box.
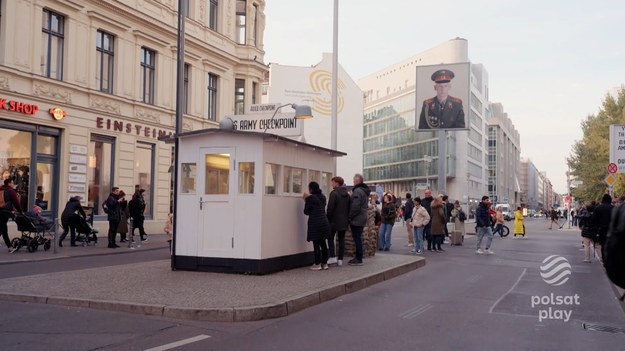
[59,196,86,247]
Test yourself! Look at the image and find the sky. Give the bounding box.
[262,0,625,193]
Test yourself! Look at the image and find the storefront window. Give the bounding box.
[264,163,278,195]
[238,162,254,194]
[36,135,56,154]
[0,129,32,213]
[35,163,53,210]
[135,142,154,217]
[88,135,114,215]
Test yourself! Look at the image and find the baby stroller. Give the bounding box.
[12,213,53,253]
[74,211,98,246]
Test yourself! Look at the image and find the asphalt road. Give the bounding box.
[1,218,624,351]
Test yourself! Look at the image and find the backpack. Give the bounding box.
[102,200,109,214]
[603,204,625,298]
[458,210,467,222]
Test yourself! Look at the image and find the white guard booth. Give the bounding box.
[173,128,345,274]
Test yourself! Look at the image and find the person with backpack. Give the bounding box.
[104,187,123,248]
[0,179,23,252]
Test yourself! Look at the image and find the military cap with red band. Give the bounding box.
[431,69,455,83]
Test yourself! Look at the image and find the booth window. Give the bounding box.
[321,172,332,196]
[283,166,304,194]
[88,135,115,215]
[135,142,154,217]
[309,170,320,183]
[181,163,196,193]
[205,153,229,195]
[264,163,278,195]
[238,162,254,194]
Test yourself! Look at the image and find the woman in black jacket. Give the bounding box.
[304,181,330,270]
[580,202,598,263]
[59,196,86,247]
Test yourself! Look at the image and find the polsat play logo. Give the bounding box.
[539,255,572,286]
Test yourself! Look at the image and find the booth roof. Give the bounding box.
[159,128,347,157]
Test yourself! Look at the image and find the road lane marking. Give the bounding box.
[399,304,433,319]
[144,334,211,351]
[489,268,527,314]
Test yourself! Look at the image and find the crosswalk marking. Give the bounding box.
[144,334,211,351]
[399,304,433,319]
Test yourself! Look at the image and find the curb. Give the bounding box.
[0,245,168,266]
[0,257,426,322]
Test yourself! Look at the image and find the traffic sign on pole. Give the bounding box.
[608,162,618,174]
[609,125,625,173]
[605,174,617,187]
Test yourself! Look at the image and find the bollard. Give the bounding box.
[53,218,58,254]
[128,217,134,249]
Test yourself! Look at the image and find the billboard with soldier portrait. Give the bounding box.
[415,63,470,131]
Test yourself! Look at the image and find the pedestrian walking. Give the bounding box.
[104,187,122,248]
[403,193,414,247]
[579,203,597,263]
[0,179,22,252]
[303,181,330,271]
[129,188,148,242]
[348,173,371,266]
[326,176,350,266]
[118,190,129,243]
[493,209,505,238]
[475,196,495,254]
[429,195,446,252]
[379,193,397,251]
[548,207,560,229]
[422,189,434,251]
[59,196,86,247]
[411,197,430,254]
[591,194,613,263]
[513,206,525,238]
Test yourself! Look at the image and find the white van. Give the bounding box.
[495,204,512,221]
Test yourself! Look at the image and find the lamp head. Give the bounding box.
[292,104,313,119]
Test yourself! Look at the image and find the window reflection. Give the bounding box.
[265,163,278,195]
[88,136,114,214]
[135,143,154,216]
[205,153,229,195]
[0,130,32,212]
[36,163,53,210]
[238,162,254,194]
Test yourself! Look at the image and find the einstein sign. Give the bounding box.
[226,103,304,137]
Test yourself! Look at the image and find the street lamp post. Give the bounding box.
[424,155,433,190]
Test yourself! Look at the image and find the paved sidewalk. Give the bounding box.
[0,234,170,265]
[0,248,425,322]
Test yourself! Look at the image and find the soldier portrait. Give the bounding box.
[416,65,469,131]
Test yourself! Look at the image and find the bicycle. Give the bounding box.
[492,223,510,238]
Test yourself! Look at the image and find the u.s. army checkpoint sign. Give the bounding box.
[609,125,625,173]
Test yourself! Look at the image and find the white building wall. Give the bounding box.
[265,53,364,178]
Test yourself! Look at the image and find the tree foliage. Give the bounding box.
[567,87,625,202]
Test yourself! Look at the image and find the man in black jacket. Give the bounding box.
[326,176,350,266]
[475,196,494,255]
[105,187,122,248]
[403,193,414,247]
[422,190,434,250]
[59,196,86,247]
[348,174,370,266]
[592,194,613,262]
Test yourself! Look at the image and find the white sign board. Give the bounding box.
[609,124,625,173]
[226,113,303,137]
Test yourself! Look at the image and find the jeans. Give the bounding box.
[379,223,394,250]
[312,239,328,265]
[328,230,345,259]
[424,223,432,250]
[494,223,504,237]
[476,226,493,250]
[350,225,364,261]
[413,226,425,252]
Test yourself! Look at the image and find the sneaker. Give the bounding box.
[438,248,445,252]
[583,259,591,263]
[407,243,414,247]
[337,259,343,266]
[310,264,322,271]
[416,250,423,254]
[141,237,148,242]
[8,247,17,253]
[409,249,417,253]
[321,264,329,270]
[347,258,363,266]
[476,249,484,255]
[485,249,495,255]
[327,257,338,265]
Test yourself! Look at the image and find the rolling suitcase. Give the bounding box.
[450,230,463,245]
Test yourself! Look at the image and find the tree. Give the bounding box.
[567,87,625,202]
